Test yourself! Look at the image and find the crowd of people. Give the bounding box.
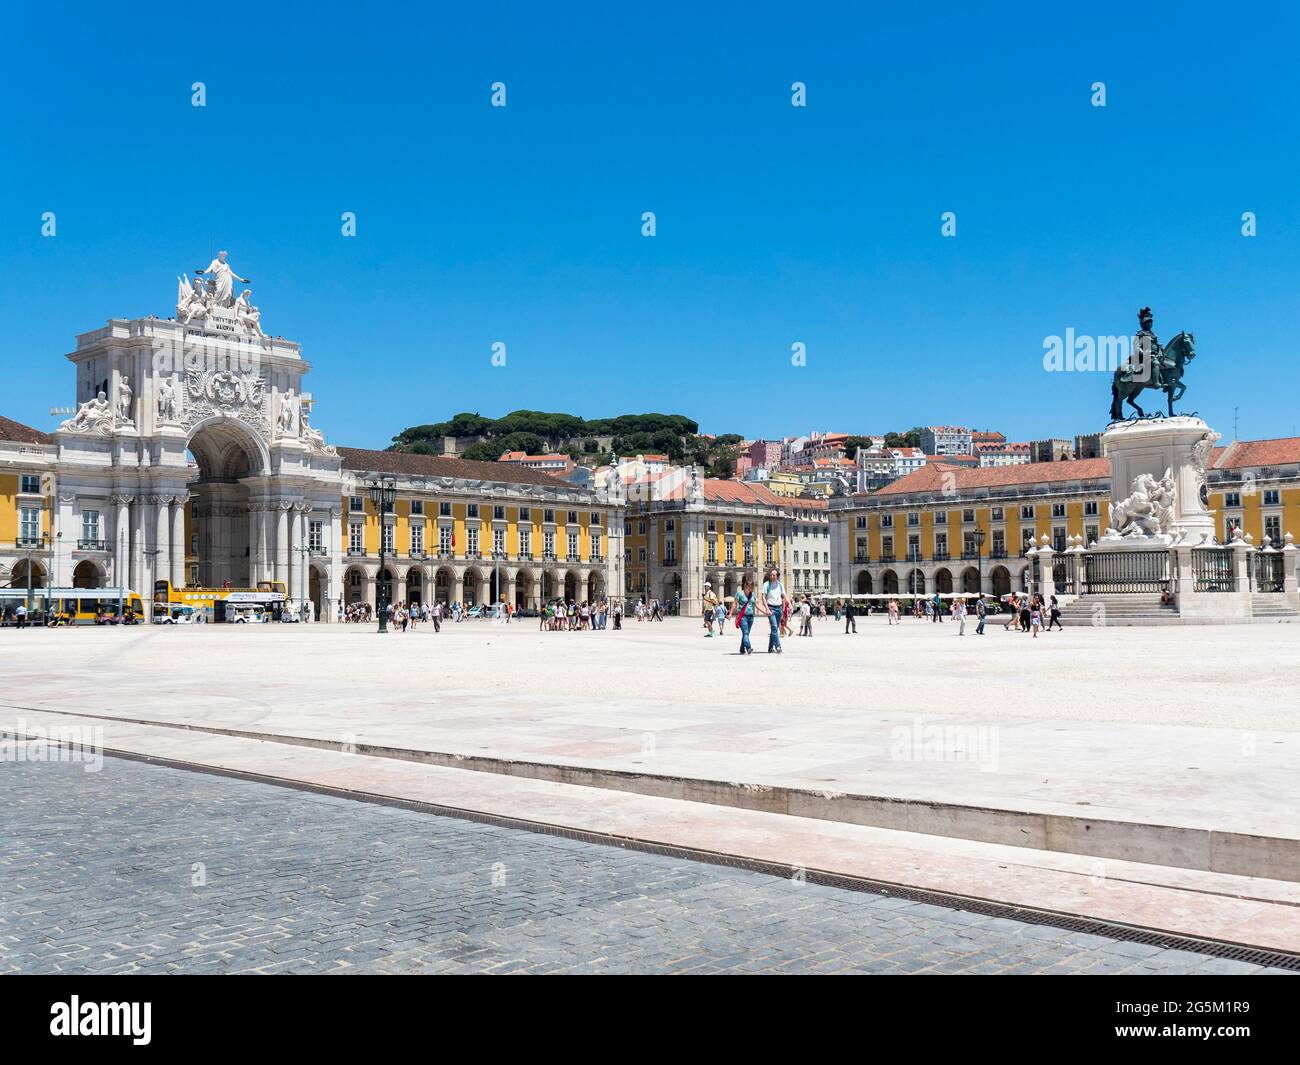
[540,599,616,630]
[335,578,1066,647]
[695,569,1067,652]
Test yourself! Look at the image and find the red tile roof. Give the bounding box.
[701,479,788,507]
[0,416,52,445]
[871,457,1111,497]
[1213,437,1300,469]
[339,447,579,489]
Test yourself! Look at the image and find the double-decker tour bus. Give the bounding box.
[153,579,288,623]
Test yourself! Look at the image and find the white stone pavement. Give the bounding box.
[2,616,1296,848]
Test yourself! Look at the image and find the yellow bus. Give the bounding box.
[0,587,145,626]
[153,580,288,623]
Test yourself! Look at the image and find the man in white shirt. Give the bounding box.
[760,568,789,653]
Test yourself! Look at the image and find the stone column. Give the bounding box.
[171,498,186,589]
[275,504,290,584]
[1037,542,1056,600]
[289,504,305,608]
[1171,543,1195,606]
[154,497,171,593]
[1231,537,1251,592]
[130,498,143,593]
[247,505,262,584]
[114,495,131,590]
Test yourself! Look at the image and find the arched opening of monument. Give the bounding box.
[187,420,266,588]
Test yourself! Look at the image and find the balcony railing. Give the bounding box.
[346,548,367,557]
[661,558,678,566]
[76,539,107,551]
[437,550,455,559]
[590,554,604,563]
[16,537,43,549]
[878,553,895,562]
[989,549,1008,559]
[933,551,950,562]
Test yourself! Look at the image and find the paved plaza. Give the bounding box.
[3,617,1298,961]
[1,757,1289,975]
[3,617,1296,830]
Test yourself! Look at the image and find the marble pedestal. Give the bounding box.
[1100,415,1220,547]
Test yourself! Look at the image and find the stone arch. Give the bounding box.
[344,564,367,605]
[376,566,395,609]
[723,573,737,599]
[542,570,559,600]
[563,570,580,602]
[309,563,328,620]
[961,567,980,594]
[185,415,271,477]
[72,559,107,588]
[661,572,680,607]
[405,567,423,605]
[907,568,926,595]
[1017,564,1031,592]
[434,565,455,604]
[934,568,953,594]
[186,416,271,588]
[515,567,534,609]
[881,569,899,594]
[855,570,872,594]
[462,567,483,605]
[588,570,605,603]
[9,559,47,588]
[989,565,1011,597]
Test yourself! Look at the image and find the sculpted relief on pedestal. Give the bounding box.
[1105,470,1177,542]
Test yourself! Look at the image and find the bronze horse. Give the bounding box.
[1109,331,1195,420]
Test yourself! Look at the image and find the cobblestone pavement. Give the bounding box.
[0,757,1291,975]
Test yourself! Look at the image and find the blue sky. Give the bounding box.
[3,1,1298,448]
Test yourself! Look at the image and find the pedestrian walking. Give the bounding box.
[734,573,757,655]
[760,567,789,653]
[975,596,986,635]
[844,597,857,633]
[702,582,718,637]
[1047,594,1063,631]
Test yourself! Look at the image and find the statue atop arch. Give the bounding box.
[177,249,267,336]
[195,250,249,308]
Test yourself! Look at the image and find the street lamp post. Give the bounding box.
[974,527,986,596]
[366,475,396,633]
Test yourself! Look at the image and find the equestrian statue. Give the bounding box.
[1110,306,1196,421]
